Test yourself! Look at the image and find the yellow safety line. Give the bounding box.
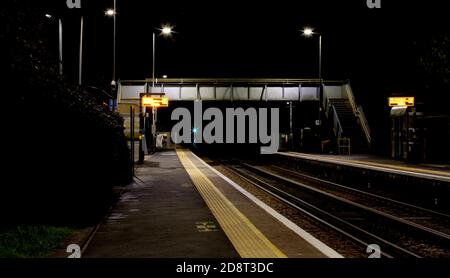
[287,152,450,178]
[177,149,287,258]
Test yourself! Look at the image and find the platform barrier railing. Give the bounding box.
[343,82,372,148]
[331,105,344,140]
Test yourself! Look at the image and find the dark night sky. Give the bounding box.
[37,0,447,81]
[31,0,448,111]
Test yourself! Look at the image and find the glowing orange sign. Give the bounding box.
[389,97,415,107]
[142,97,169,108]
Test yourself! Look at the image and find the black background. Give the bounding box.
[1,259,450,276]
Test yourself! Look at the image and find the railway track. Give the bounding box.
[221,161,450,258]
[266,164,450,234]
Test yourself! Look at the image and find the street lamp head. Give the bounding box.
[302,27,314,37]
[161,26,173,36]
[45,14,53,19]
[105,9,115,16]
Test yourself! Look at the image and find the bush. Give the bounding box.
[1,2,132,226]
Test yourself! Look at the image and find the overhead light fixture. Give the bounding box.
[302,27,314,37]
[105,9,115,16]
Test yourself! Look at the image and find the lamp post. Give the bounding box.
[79,15,84,85]
[152,26,173,88]
[45,14,64,77]
[106,4,117,107]
[302,27,323,144]
[45,9,83,84]
[147,26,173,158]
[58,18,63,77]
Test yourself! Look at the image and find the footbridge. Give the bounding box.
[116,78,371,152]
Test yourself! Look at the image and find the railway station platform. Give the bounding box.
[82,149,340,258]
[277,152,450,183]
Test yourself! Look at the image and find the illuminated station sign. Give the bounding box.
[388,97,415,107]
[142,96,169,108]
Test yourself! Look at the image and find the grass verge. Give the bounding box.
[0,225,72,258]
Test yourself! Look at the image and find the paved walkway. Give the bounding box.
[83,151,238,258]
[82,149,335,258]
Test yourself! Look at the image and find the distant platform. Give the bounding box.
[277,152,450,183]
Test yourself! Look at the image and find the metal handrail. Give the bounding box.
[343,83,358,114]
[323,87,329,118]
[120,78,349,86]
[332,105,344,139]
[357,106,372,145]
[344,83,372,147]
[324,100,330,119]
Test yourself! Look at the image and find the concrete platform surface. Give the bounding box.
[83,151,238,258]
[83,149,336,258]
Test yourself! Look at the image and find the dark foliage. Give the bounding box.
[417,35,450,90]
[1,2,132,227]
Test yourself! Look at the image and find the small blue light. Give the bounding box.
[192,128,198,134]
